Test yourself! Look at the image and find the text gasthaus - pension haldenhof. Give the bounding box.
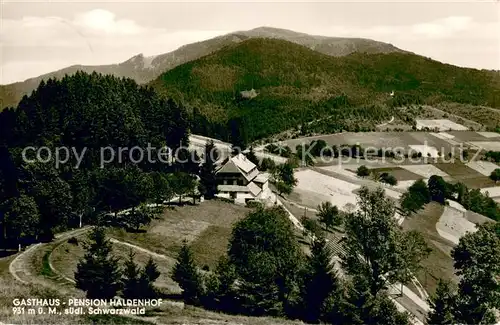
[11,298,163,316]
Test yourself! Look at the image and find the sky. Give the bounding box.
[1,0,499,85]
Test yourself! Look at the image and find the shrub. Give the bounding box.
[67,237,79,245]
[380,173,398,186]
[246,200,264,209]
[356,165,370,177]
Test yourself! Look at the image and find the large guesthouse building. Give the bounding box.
[215,153,270,204]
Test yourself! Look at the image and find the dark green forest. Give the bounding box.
[151,38,500,142]
[0,72,196,246]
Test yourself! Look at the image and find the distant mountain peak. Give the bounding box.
[123,53,156,69]
[1,26,406,109]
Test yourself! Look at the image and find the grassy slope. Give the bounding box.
[151,38,500,140]
[401,202,457,295]
[106,200,251,270]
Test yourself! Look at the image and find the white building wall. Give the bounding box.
[235,192,256,205]
[216,191,256,204]
[217,193,231,200]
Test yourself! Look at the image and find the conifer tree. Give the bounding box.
[200,140,219,199]
[426,280,457,325]
[122,250,141,299]
[299,235,340,323]
[139,257,161,298]
[172,240,204,305]
[122,253,160,299]
[75,227,122,299]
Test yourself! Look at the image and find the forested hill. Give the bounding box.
[0,72,193,242]
[1,72,189,153]
[151,38,500,142]
[0,26,404,109]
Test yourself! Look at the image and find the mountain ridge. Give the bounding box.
[149,37,500,141]
[1,26,405,109]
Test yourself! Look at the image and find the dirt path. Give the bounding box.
[9,227,90,285]
[378,116,395,127]
[8,227,170,325]
[109,238,175,262]
[280,196,319,213]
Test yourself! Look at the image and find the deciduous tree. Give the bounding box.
[380,172,398,186]
[452,222,500,324]
[4,194,40,242]
[203,256,238,313]
[316,201,342,230]
[124,203,157,231]
[490,168,500,183]
[228,206,303,315]
[273,161,297,196]
[342,186,429,296]
[428,175,449,204]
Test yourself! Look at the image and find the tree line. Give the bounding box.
[172,187,432,324]
[75,187,432,324]
[400,175,500,221]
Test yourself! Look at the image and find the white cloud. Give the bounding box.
[317,16,490,41]
[73,9,144,35]
[0,9,229,83]
[412,16,472,38]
